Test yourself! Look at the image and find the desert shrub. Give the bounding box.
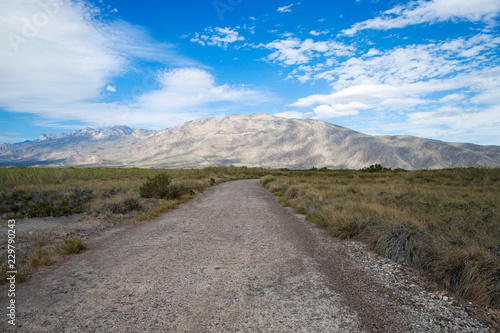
[260,176,276,188]
[121,197,141,212]
[28,249,52,267]
[98,196,142,215]
[285,185,300,199]
[140,173,187,199]
[306,208,364,239]
[268,183,288,194]
[100,188,118,199]
[373,222,426,266]
[58,237,87,255]
[72,188,93,203]
[433,246,500,308]
[329,217,365,239]
[292,198,309,215]
[306,210,329,229]
[0,190,87,218]
[360,164,389,172]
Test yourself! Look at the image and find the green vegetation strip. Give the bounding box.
[261,168,500,309]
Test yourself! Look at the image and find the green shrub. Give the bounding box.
[360,164,390,172]
[140,173,187,199]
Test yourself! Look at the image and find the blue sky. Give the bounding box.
[1,0,499,145]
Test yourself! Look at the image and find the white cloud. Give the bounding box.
[139,68,270,111]
[343,0,500,35]
[274,111,310,119]
[190,27,244,48]
[284,32,500,139]
[106,85,116,92]
[364,48,382,57]
[313,104,363,118]
[440,93,464,102]
[0,0,194,110]
[0,1,269,129]
[260,37,354,65]
[291,82,463,108]
[291,66,500,143]
[389,105,500,144]
[277,4,294,13]
[309,34,499,90]
[309,30,329,36]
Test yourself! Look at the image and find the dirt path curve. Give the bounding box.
[1,180,493,332]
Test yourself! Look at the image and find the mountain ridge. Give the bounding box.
[1,113,499,170]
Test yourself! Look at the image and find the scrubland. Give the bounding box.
[1,166,498,310]
[261,168,500,309]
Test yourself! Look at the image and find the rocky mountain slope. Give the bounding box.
[1,113,499,169]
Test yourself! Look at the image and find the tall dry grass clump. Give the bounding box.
[58,237,88,255]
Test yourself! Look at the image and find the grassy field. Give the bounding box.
[261,168,500,309]
[0,166,270,281]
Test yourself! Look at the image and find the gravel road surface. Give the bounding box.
[1,180,495,332]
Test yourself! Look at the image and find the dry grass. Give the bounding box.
[261,168,500,309]
[28,248,52,267]
[58,237,88,255]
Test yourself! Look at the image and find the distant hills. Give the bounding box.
[1,113,499,169]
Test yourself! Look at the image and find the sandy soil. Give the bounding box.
[1,180,496,332]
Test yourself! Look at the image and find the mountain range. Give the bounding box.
[1,113,499,170]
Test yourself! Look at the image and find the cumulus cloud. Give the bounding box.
[190,27,245,48]
[291,68,500,143]
[259,37,354,65]
[343,0,500,35]
[0,0,270,129]
[291,82,464,108]
[139,68,271,111]
[312,34,500,89]
[309,30,329,36]
[269,33,499,88]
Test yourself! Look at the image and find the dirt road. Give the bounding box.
[1,180,494,332]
